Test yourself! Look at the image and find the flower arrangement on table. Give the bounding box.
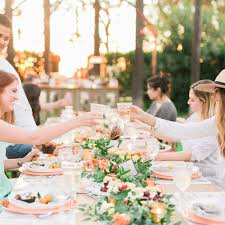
[79,138,180,225]
[80,175,177,225]
[81,139,152,186]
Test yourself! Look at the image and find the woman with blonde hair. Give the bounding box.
[153,80,223,183]
[131,69,225,188]
[0,70,101,198]
[188,80,215,120]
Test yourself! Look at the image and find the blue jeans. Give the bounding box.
[6,144,33,159]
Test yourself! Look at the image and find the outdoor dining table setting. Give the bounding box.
[0,103,224,225]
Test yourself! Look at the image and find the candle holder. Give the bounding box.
[151,203,166,224]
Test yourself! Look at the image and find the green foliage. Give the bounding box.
[112,189,131,200]
[106,1,225,113]
[81,138,113,158]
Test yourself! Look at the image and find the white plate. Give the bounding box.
[23,161,62,173]
[9,191,68,209]
[188,194,225,222]
[152,163,199,176]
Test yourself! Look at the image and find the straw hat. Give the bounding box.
[194,69,225,93]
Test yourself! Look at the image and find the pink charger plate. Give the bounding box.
[183,209,225,225]
[1,198,75,215]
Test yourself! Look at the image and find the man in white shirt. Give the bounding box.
[0,14,36,158]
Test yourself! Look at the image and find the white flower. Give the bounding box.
[108,207,115,215]
[125,182,136,189]
[99,201,115,214]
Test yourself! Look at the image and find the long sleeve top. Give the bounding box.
[154,116,225,188]
[154,117,217,140]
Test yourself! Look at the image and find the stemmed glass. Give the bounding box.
[173,162,193,211]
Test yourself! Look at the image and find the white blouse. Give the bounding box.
[154,116,217,140]
[154,116,225,188]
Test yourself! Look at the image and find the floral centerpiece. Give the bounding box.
[80,183,178,225]
[82,139,152,186]
[79,138,180,225]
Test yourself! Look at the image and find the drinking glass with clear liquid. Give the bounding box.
[145,138,160,160]
[173,163,193,210]
[62,162,83,198]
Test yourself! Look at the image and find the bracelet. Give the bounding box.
[17,158,23,167]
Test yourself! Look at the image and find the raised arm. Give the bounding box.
[0,113,101,145]
[153,117,217,140]
[130,106,217,141]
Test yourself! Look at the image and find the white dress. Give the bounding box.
[0,142,12,199]
[154,116,225,188]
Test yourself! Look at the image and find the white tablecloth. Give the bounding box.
[0,169,222,225]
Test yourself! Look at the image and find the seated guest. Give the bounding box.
[23,83,41,125]
[23,83,72,125]
[154,80,224,184]
[0,14,36,159]
[130,70,225,188]
[146,73,177,121]
[0,70,101,199]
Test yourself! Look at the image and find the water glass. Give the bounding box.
[145,138,160,160]
[62,162,83,196]
[58,148,74,162]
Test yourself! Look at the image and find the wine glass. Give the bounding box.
[117,102,132,123]
[173,162,193,210]
[145,138,160,160]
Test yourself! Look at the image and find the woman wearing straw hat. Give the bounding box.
[130,69,225,187]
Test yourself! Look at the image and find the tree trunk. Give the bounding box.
[43,0,51,74]
[92,0,100,75]
[132,0,144,108]
[191,0,201,83]
[94,0,100,56]
[5,0,15,69]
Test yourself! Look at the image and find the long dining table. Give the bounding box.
[0,162,222,225]
[0,117,224,225]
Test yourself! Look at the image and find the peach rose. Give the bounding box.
[98,159,110,171]
[113,213,131,225]
[92,158,99,166]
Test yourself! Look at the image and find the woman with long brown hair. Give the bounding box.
[131,69,225,188]
[0,70,101,198]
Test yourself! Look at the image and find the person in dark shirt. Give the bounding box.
[147,73,177,121]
